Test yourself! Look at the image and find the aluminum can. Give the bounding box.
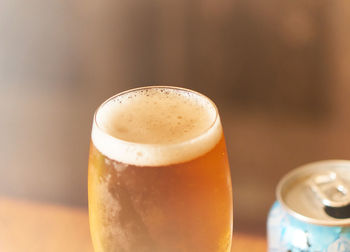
[267,160,350,251]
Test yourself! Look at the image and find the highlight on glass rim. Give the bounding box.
[88,86,233,252]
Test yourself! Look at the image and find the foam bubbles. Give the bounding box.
[91,87,222,166]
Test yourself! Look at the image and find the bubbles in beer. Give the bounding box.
[92,87,222,166]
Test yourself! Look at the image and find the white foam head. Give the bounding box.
[91,86,222,166]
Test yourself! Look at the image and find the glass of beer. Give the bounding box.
[88,86,233,252]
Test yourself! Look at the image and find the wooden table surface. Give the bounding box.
[0,197,266,252]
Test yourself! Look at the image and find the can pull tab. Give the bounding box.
[308,172,350,208]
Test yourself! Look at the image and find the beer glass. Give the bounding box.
[88,86,233,252]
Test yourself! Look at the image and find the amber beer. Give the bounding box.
[88,86,233,252]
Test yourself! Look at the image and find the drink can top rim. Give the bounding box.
[276,159,350,226]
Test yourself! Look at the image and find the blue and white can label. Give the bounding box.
[268,201,350,251]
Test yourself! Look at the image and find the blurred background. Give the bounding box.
[1,0,349,235]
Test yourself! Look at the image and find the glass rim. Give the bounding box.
[93,85,221,148]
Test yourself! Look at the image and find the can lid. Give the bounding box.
[277,160,350,226]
